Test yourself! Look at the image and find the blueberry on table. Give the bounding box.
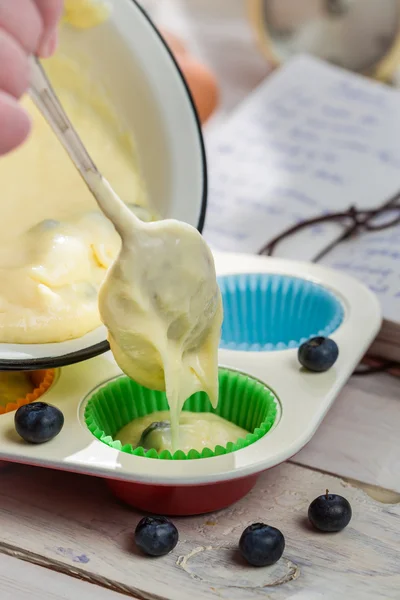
[308,490,352,532]
[135,516,179,557]
[239,523,285,567]
[298,336,339,372]
[14,402,64,444]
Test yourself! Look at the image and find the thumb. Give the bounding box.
[39,28,58,58]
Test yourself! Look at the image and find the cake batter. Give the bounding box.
[115,410,248,454]
[0,372,33,406]
[0,51,148,343]
[63,0,110,28]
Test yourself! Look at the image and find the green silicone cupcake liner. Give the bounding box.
[84,368,279,460]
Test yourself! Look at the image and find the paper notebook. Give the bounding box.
[203,55,400,361]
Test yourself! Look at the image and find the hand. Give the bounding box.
[0,0,64,156]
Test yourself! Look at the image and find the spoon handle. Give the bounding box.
[29,56,98,176]
[28,56,139,235]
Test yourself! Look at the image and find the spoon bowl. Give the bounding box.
[100,217,222,392]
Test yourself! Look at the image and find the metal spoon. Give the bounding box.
[29,57,222,396]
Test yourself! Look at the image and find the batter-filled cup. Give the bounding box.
[84,368,279,460]
[0,369,55,415]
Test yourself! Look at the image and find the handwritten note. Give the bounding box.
[203,55,400,323]
[322,229,400,323]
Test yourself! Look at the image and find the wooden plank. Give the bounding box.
[294,373,400,492]
[0,461,398,599]
[0,553,131,600]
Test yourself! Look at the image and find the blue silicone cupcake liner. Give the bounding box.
[218,273,344,352]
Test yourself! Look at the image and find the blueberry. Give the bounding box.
[29,219,61,233]
[298,336,339,372]
[308,490,352,532]
[15,402,64,444]
[137,421,170,450]
[134,516,179,557]
[239,523,285,567]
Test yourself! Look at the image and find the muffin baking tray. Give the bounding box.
[0,252,381,515]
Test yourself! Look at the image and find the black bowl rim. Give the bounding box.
[0,0,208,371]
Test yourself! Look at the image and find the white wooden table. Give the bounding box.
[1,2,399,598]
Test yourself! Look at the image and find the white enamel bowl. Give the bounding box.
[0,0,206,370]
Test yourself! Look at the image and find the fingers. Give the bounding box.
[0,0,63,156]
[34,0,64,57]
[0,92,31,156]
[34,0,64,33]
[0,29,30,99]
[0,0,43,54]
[0,0,63,57]
[0,0,64,97]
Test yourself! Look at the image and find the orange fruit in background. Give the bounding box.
[160,30,188,57]
[160,29,219,124]
[175,55,219,124]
